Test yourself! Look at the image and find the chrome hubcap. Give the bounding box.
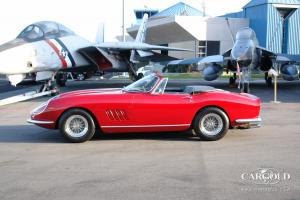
[200,113,223,136]
[65,115,88,137]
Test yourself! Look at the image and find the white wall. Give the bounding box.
[169,41,196,59]
[175,17,249,54]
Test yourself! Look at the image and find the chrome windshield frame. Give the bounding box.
[122,74,161,94]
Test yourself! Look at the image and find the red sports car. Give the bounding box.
[27,73,261,142]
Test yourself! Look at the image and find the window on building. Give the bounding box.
[207,41,220,56]
[160,44,168,56]
[198,41,220,57]
[198,41,206,57]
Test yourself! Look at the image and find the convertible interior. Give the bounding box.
[164,85,217,95]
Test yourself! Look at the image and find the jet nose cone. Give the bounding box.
[231,40,253,61]
[0,38,26,53]
[0,41,34,75]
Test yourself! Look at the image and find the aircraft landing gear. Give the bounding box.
[240,68,250,93]
[125,58,138,81]
[265,72,272,87]
[56,72,67,87]
[229,73,237,86]
[39,79,59,96]
[128,71,137,81]
[0,76,59,106]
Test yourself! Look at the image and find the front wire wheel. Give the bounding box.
[59,109,96,143]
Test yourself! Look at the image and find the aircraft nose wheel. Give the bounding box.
[240,68,250,93]
[229,77,236,85]
[38,80,60,96]
[55,72,67,87]
[242,86,249,93]
[265,72,272,87]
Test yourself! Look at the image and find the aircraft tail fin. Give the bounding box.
[135,14,148,43]
[95,23,105,44]
[130,14,149,63]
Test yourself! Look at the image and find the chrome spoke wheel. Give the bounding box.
[200,113,223,136]
[65,115,89,138]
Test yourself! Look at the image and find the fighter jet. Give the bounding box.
[0,14,189,93]
[199,27,300,93]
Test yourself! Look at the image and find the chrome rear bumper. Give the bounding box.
[235,117,262,128]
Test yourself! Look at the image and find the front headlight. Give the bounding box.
[30,95,59,115]
[31,101,48,115]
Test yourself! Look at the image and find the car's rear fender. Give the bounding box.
[191,105,231,128]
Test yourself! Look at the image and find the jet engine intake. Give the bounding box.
[280,64,299,81]
[202,64,223,81]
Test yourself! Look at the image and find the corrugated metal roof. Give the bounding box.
[154,2,205,17]
[244,0,300,8]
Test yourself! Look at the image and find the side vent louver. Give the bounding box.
[105,109,128,121]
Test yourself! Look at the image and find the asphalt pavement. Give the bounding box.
[0,78,299,200]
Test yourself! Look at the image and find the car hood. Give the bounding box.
[58,88,123,99]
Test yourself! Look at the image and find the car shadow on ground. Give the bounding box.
[0,125,65,143]
[95,130,201,142]
[0,125,207,144]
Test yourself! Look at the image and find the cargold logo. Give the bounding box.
[241,168,291,185]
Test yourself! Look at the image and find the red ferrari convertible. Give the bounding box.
[28,73,261,142]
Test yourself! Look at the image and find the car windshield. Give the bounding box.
[123,74,160,93]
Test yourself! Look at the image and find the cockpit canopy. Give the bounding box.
[236,27,256,41]
[17,21,75,41]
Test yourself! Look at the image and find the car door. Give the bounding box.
[96,92,135,130]
[129,82,195,132]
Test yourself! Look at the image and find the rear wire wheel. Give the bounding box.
[193,107,229,141]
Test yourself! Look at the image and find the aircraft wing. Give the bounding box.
[276,54,300,63]
[197,55,224,65]
[222,49,232,58]
[134,51,179,63]
[97,42,193,52]
[160,57,205,66]
[256,46,300,63]
[257,46,277,57]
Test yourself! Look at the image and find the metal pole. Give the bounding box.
[122,0,125,42]
[274,75,277,102]
[271,66,280,104]
[201,0,206,17]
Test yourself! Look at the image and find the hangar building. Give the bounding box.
[224,0,300,54]
[127,0,300,59]
[127,2,249,59]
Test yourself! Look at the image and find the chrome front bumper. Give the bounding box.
[27,119,54,125]
[235,117,262,128]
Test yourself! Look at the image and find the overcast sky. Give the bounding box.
[0,0,250,44]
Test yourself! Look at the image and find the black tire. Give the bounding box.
[50,87,60,96]
[49,81,60,96]
[56,73,67,87]
[229,77,236,85]
[128,72,137,81]
[76,73,86,81]
[137,73,144,80]
[59,109,96,143]
[242,86,249,93]
[266,77,272,87]
[193,107,229,141]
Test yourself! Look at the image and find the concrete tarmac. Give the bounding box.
[0,78,299,200]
